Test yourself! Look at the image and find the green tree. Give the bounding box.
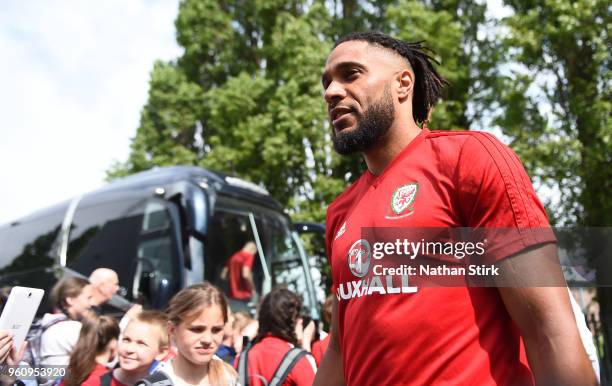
[107,61,205,178]
[109,0,495,222]
[109,1,341,221]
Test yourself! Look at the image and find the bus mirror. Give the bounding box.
[180,184,208,238]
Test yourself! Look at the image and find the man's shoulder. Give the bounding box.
[424,130,519,174]
[427,129,499,140]
[426,129,509,154]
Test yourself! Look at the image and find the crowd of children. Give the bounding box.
[0,278,326,386]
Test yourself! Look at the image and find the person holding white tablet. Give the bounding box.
[0,330,13,364]
[0,286,42,386]
[0,330,30,386]
[0,286,43,364]
[0,330,26,365]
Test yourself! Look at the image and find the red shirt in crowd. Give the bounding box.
[236,335,316,386]
[311,335,330,366]
[227,250,255,300]
[326,129,555,385]
[59,363,109,386]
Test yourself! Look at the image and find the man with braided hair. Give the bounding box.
[314,32,597,386]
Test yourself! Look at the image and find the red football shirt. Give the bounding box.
[227,250,255,299]
[59,363,109,386]
[236,336,316,386]
[326,129,555,386]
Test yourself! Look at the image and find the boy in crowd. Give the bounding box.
[101,310,169,386]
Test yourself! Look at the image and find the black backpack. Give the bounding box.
[134,371,174,386]
[237,346,310,386]
[99,372,114,386]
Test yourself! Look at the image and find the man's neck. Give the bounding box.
[113,367,149,385]
[363,122,422,176]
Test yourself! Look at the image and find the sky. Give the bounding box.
[0,0,182,224]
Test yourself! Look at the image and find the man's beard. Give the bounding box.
[331,85,395,155]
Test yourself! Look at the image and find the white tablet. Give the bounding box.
[0,286,45,350]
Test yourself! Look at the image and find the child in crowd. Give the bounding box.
[232,312,258,355]
[60,315,119,386]
[137,283,238,386]
[103,310,170,386]
[216,306,237,364]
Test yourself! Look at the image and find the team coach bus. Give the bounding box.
[0,166,320,318]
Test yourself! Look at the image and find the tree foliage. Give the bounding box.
[108,0,491,221]
[500,0,610,226]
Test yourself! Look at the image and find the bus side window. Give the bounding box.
[67,197,147,302]
[0,209,64,313]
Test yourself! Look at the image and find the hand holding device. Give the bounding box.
[0,287,44,353]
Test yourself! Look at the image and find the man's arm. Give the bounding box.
[241,265,255,292]
[495,243,598,386]
[220,266,228,280]
[313,296,346,386]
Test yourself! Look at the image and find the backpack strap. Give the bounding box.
[99,371,113,386]
[268,348,309,386]
[28,315,70,367]
[237,347,250,386]
[135,371,173,386]
[42,315,69,329]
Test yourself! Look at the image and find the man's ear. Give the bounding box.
[396,69,414,101]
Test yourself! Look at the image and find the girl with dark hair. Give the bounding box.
[137,283,238,386]
[236,287,316,386]
[59,315,119,386]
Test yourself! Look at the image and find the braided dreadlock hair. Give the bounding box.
[334,32,448,126]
